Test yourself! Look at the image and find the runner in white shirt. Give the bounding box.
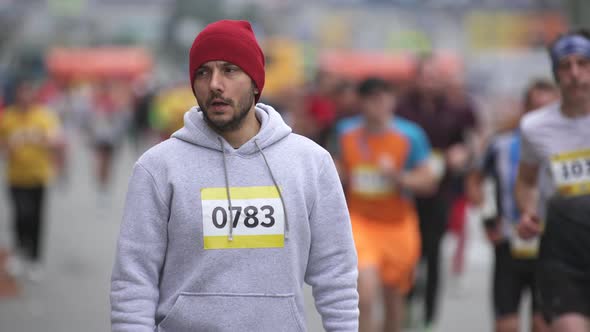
[516,29,590,332]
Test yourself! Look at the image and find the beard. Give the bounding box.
[563,82,590,104]
[200,90,255,132]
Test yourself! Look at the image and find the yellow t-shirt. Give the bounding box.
[0,105,61,187]
[152,87,194,137]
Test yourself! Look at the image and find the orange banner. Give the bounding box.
[45,47,152,80]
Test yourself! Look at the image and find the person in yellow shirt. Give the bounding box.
[150,84,195,141]
[0,79,63,281]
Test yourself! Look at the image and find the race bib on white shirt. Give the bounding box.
[550,149,590,197]
[201,186,284,250]
[350,165,394,197]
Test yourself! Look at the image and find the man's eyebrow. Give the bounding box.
[196,62,239,72]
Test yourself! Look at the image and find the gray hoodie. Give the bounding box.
[111,104,359,332]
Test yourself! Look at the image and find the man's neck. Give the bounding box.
[562,99,590,118]
[365,117,391,133]
[220,108,261,149]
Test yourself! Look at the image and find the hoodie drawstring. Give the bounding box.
[254,139,289,240]
[219,137,235,241]
[218,137,289,242]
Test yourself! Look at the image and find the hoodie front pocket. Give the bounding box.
[157,292,304,332]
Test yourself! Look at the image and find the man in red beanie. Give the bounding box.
[111,19,359,332]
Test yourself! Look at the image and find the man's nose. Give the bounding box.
[209,69,224,93]
[569,61,584,80]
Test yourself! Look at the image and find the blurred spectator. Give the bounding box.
[130,74,158,153]
[397,55,480,330]
[0,78,63,281]
[283,87,318,140]
[324,79,360,157]
[304,70,339,144]
[83,79,131,201]
[149,83,194,142]
[332,78,360,121]
[494,79,560,134]
[443,74,485,279]
[474,78,557,332]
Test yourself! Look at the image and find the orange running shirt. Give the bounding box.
[339,126,415,224]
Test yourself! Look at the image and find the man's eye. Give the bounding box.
[196,69,209,77]
[225,66,239,73]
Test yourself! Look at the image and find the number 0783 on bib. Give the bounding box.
[201,186,285,249]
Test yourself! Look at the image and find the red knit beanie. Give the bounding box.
[189,20,265,103]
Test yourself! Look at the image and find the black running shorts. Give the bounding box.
[536,198,590,323]
[493,241,539,318]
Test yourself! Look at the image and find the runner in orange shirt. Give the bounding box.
[335,78,437,332]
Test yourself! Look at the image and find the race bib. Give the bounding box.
[350,165,393,197]
[510,225,539,258]
[201,186,284,250]
[550,149,590,196]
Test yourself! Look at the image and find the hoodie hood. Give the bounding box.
[172,103,291,155]
[172,103,293,242]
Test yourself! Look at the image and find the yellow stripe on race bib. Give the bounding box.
[201,186,281,200]
[204,234,285,249]
[201,186,285,250]
[551,149,590,162]
[557,181,590,196]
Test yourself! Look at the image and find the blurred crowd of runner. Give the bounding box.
[0,47,572,332]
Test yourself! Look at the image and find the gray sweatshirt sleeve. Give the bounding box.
[304,153,359,332]
[111,162,169,332]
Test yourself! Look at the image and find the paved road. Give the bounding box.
[0,132,508,332]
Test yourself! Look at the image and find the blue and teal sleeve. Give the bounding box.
[328,116,363,158]
[393,117,431,171]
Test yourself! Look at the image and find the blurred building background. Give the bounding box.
[0,0,585,123]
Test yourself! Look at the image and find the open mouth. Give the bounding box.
[210,98,231,108]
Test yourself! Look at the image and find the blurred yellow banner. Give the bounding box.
[466,11,567,51]
[262,38,305,98]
